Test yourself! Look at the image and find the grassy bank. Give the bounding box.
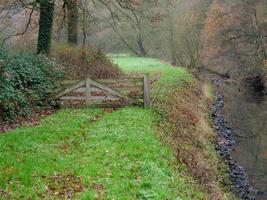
[111,55,235,200]
[0,55,234,199]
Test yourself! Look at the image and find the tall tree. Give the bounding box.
[203,0,266,75]
[163,0,210,68]
[99,0,159,56]
[37,0,55,55]
[65,0,79,44]
[164,0,177,65]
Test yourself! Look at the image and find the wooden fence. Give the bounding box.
[55,75,152,108]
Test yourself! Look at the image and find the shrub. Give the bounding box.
[51,43,122,80]
[0,49,59,121]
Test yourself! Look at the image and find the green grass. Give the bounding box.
[0,108,203,199]
[111,56,192,84]
[0,55,205,199]
[111,56,193,101]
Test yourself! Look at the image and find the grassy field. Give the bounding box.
[110,56,193,102]
[111,55,192,85]
[0,56,205,199]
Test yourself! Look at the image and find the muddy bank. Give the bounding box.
[212,93,256,200]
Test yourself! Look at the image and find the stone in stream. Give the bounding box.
[212,92,257,200]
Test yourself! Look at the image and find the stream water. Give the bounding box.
[201,71,267,200]
[223,87,267,200]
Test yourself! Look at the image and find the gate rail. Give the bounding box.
[55,75,151,108]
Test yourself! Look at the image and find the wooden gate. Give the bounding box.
[55,75,150,108]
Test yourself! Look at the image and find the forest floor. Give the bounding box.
[0,55,234,199]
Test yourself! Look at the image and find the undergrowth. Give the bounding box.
[0,49,59,121]
[51,43,122,80]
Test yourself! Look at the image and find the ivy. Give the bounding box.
[0,49,60,121]
[37,0,55,55]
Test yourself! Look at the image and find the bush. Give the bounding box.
[0,49,59,121]
[51,43,122,80]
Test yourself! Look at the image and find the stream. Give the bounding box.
[222,85,267,200]
[201,71,267,200]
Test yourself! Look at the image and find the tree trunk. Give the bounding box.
[137,34,146,56]
[66,0,78,44]
[82,7,87,48]
[168,9,177,65]
[37,0,55,55]
[166,0,177,66]
[252,7,266,60]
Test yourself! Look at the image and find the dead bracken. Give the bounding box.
[155,80,234,200]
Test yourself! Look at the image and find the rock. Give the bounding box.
[212,92,256,200]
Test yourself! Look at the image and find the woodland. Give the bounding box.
[0,0,266,200]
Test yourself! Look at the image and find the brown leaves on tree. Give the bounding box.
[202,0,267,72]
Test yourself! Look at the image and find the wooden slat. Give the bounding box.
[61,95,143,101]
[60,78,143,86]
[60,96,121,101]
[90,96,120,101]
[60,96,86,100]
[143,75,150,108]
[88,78,143,106]
[73,87,105,93]
[113,86,144,93]
[73,86,144,95]
[97,78,143,88]
[55,80,86,99]
[73,87,86,92]
[101,82,144,88]
[67,92,86,97]
[96,78,143,83]
[86,78,91,106]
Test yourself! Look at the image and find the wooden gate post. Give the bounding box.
[85,78,91,106]
[143,74,150,108]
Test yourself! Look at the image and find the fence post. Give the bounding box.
[86,78,91,106]
[143,74,150,108]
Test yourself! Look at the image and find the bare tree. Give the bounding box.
[64,0,78,44]
[96,0,159,56]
